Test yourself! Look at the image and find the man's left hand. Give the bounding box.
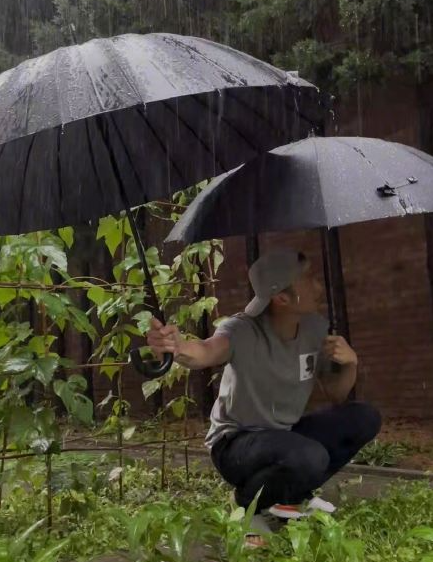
[322,336,358,366]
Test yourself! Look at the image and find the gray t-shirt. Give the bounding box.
[205,312,330,448]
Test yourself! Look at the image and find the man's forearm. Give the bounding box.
[324,362,357,403]
[175,339,210,370]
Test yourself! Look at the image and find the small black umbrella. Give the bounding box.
[166,136,433,330]
[0,33,328,376]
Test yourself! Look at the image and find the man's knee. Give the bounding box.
[348,401,382,444]
[279,442,330,478]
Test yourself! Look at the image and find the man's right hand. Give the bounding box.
[147,317,183,359]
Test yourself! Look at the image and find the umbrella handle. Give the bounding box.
[130,349,174,379]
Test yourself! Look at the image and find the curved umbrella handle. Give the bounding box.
[130,348,174,379]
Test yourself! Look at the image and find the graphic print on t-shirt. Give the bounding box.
[299,352,318,381]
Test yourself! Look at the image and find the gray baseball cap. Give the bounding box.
[245,250,307,317]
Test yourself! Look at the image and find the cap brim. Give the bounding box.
[244,296,269,317]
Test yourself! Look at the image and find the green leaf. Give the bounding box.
[32,539,69,562]
[123,324,141,337]
[69,307,97,340]
[145,246,160,268]
[54,376,93,425]
[97,216,123,257]
[87,285,109,306]
[34,356,59,386]
[0,356,33,375]
[127,268,144,286]
[0,288,16,307]
[192,273,200,293]
[170,397,186,418]
[99,360,120,381]
[189,297,218,322]
[39,293,69,319]
[195,241,212,264]
[38,244,67,271]
[133,311,153,334]
[67,374,88,393]
[288,523,312,558]
[10,519,45,558]
[409,526,433,542]
[9,405,34,446]
[28,335,57,356]
[70,394,93,426]
[229,507,245,522]
[58,226,74,249]
[142,378,162,400]
[213,249,224,274]
[34,407,57,438]
[112,333,130,355]
[123,426,137,441]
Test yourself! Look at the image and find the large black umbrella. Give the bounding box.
[166,136,433,330]
[0,33,328,376]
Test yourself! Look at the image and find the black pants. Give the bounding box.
[211,401,381,512]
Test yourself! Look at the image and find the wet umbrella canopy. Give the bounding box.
[166,136,433,334]
[0,33,328,376]
[0,33,326,235]
[166,136,433,244]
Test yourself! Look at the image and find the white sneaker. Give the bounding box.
[306,496,337,514]
[268,497,336,520]
[268,503,306,520]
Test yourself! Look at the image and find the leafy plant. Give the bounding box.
[279,510,365,562]
[353,439,411,467]
[0,519,68,562]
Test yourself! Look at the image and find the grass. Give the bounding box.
[353,439,413,467]
[0,452,432,561]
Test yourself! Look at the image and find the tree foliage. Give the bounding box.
[0,0,432,91]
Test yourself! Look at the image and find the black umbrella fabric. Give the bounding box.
[0,33,327,236]
[165,136,433,244]
[0,33,328,377]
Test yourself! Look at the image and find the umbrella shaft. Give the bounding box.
[95,114,165,325]
[125,206,166,325]
[321,228,338,335]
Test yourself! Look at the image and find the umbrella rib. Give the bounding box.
[135,105,187,191]
[75,43,106,111]
[85,119,107,205]
[161,35,251,87]
[108,113,146,196]
[104,39,143,103]
[56,127,65,224]
[191,93,259,153]
[17,135,36,232]
[54,47,66,125]
[312,137,329,224]
[225,85,320,133]
[161,99,228,174]
[331,137,389,186]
